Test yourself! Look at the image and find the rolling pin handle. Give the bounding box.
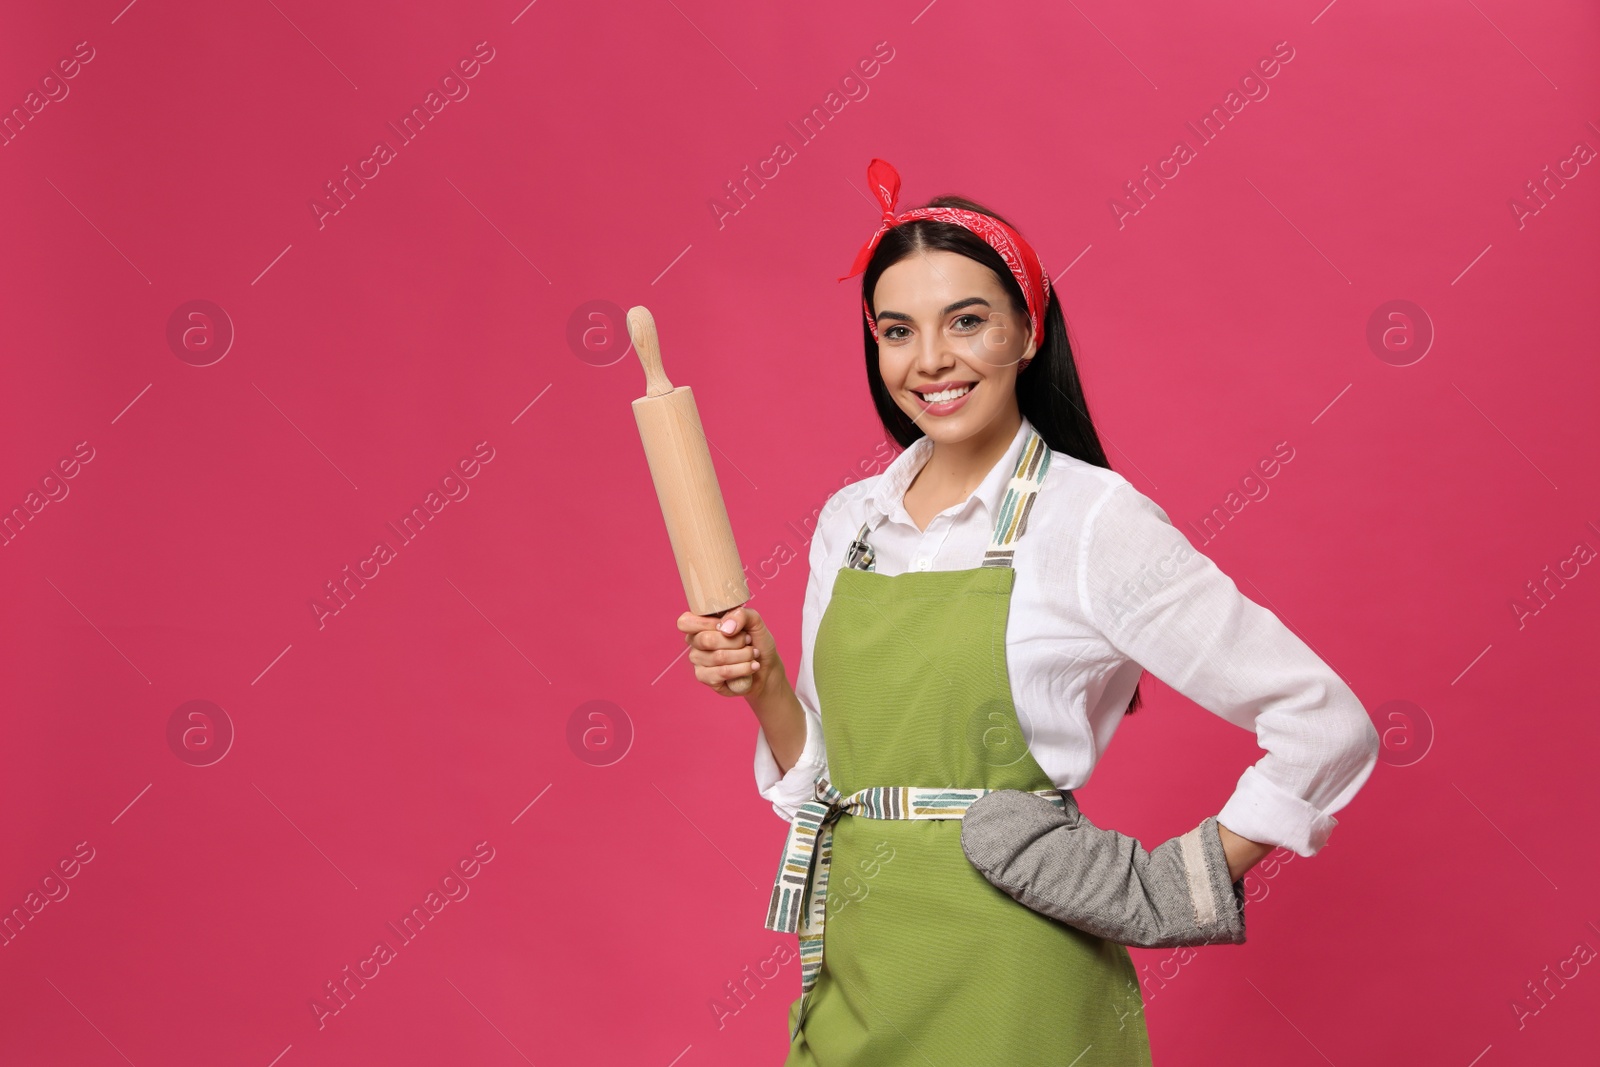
[627,306,676,398]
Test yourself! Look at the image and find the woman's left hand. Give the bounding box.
[960,789,1249,948]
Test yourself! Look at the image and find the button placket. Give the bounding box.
[913,516,956,572]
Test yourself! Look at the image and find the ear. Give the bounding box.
[1019,323,1038,367]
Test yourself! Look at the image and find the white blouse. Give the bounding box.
[753,414,1380,858]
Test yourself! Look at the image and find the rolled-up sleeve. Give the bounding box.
[753,502,835,821]
[1079,480,1380,857]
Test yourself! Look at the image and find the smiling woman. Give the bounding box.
[678,158,1381,1067]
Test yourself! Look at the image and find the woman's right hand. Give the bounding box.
[678,605,778,699]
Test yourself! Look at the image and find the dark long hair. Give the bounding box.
[857,194,1145,715]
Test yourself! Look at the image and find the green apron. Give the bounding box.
[765,428,1154,1065]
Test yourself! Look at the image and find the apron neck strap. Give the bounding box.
[844,426,1052,573]
[980,426,1051,568]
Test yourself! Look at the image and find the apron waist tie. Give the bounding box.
[764,771,1066,1039]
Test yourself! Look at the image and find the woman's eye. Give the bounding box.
[883,325,909,340]
[952,314,984,331]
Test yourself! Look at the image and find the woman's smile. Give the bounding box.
[911,380,978,415]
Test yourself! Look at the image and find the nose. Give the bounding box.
[910,328,957,377]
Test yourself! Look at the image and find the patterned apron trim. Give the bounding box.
[766,425,1054,1039]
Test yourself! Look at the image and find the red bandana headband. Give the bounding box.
[839,158,1050,369]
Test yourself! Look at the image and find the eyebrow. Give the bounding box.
[875,297,991,323]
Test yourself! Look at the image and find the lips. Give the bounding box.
[910,380,979,417]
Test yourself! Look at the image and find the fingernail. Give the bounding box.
[719,618,737,634]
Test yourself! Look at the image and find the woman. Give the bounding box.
[678,158,1381,1065]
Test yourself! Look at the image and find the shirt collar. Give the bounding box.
[862,415,1037,529]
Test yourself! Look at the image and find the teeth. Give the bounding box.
[920,383,973,403]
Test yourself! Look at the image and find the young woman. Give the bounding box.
[678,158,1381,1066]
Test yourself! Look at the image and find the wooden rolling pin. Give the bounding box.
[628,306,753,694]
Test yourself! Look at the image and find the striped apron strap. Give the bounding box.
[981,426,1052,568]
[765,772,1067,1039]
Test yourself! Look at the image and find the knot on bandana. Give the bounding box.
[840,158,1051,364]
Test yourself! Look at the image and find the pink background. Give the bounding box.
[2,1,1596,1064]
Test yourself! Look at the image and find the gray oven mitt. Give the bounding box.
[960,788,1247,948]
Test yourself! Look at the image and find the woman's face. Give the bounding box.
[872,249,1037,443]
